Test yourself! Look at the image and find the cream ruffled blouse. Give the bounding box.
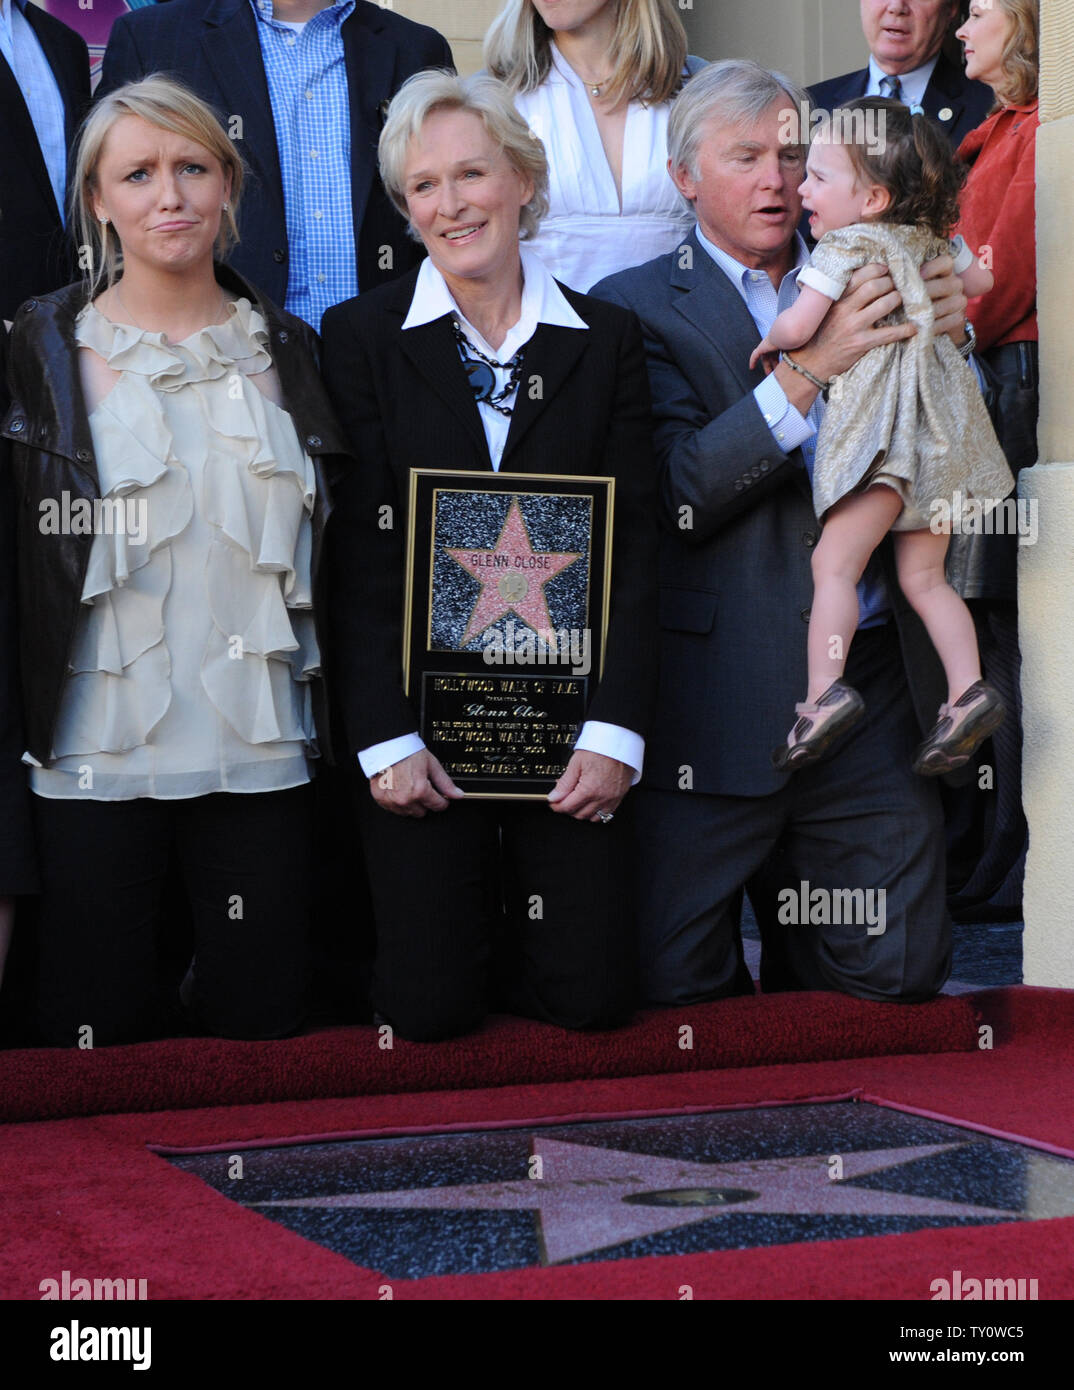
[29,298,320,800]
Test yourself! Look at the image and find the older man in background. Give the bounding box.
[809,0,992,148]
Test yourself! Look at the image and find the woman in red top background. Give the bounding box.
[957,0,1039,476]
[945,0,1039,918]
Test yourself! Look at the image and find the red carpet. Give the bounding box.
[2,987,1070,1300]
[0,988,977,1122]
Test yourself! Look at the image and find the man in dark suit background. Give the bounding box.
[809,0,992,149]
[591,59,973,1008]
[98,0,453,329]
[0,1,89,321]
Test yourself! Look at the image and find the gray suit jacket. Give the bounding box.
[591,229,947,797]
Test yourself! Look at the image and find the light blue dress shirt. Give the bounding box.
[865,54,938,106]
[695,225,890,627]
[251,0,357,329]
[0,0,68,225]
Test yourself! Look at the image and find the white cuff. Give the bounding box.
[357,732,425,779]
[573,720,644,786]
[797,265,845,301]
[951,234,974,274]
[359,726,645,785]
[755,371,816,455]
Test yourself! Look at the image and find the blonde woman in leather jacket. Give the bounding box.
[1,76,349,1046]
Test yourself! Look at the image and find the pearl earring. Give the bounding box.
[99,215,109,225]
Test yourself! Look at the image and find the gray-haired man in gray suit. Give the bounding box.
[591,60,972,1006]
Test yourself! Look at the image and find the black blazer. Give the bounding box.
[0,5,89,321]
[808,50,994,151]
[97,0,453,306]
[592,231,952,798]
[0,326,37,893]
[320,268,659,759]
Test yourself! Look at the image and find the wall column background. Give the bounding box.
[1019,0,1074,987]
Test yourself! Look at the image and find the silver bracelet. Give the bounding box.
[957,320,978,360]
[780,351,831,392]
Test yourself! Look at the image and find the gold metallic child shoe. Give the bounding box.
[912,679,1006,777]
[772,679,865,772]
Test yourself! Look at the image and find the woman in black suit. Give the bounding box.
[322,70,658,1042]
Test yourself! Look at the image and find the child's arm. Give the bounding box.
[951,234,993,299]
[749,286,836,371]
[957,257,993,299]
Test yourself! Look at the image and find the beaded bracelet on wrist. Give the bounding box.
[779,351,831,393]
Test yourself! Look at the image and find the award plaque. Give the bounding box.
[404,470,614,798]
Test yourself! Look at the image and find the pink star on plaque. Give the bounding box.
[445,500,581,648]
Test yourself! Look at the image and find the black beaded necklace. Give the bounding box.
[452,320,526,417]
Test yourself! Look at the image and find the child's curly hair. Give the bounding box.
[823,96,966,239]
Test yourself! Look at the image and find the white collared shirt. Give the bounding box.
[402,245,588,470]
[359,245,644,785]
[865,53,939,108]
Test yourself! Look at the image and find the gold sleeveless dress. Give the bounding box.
[805,223,1014,530]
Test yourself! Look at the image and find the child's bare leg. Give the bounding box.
[893,528,981,702]
[807,485,904,702]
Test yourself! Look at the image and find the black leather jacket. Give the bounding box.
[0,266,352,767]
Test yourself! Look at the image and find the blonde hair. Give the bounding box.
[986,0,1039,108]
[484,0,688,107]
[379,70,549,242]
[71,74,244,296]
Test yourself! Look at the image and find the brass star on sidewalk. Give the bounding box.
[254,1137,1015,1265]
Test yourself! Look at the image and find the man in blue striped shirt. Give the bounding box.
[100,0,453,329]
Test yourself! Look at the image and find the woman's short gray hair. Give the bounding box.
[379,69,550,241]
[668,59,808,179]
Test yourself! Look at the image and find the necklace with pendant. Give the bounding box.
[452,321,525,417]
[569,63,611,98]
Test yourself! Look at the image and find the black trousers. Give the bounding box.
[357,790,638,1041]
[635,624,951,1005]
[33,786,313,1047]
[942,340,1036,916]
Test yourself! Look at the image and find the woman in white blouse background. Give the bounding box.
[485,0,703,291]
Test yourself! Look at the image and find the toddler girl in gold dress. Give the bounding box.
[752,98,1014,775]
